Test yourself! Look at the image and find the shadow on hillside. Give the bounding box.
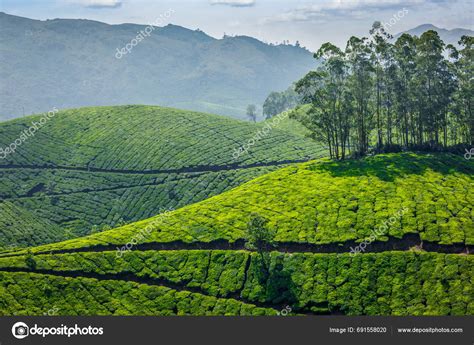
[265,261,297,307]
[252,255,298,307]
[309,153,473,182]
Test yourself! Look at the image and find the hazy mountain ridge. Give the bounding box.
[0,12,316,121]
[395,23,473,45]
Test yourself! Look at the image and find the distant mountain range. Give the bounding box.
[1,14,471,122]
[0,12,317,121]
[395,24,473,46]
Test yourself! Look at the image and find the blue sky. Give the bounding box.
[1,0,472,50]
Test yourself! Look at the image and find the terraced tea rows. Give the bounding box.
[0,166,280,245]
[0,152,472,316]
[0,105,322,169]
[0,105,325,247]
[0,251,471,315]
[7,153,471,256]
[0,202,65,247]
[0,271,276,316]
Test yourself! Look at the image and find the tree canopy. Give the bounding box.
[293,23,473,159]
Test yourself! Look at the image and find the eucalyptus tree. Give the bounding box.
[295,43,350,159]
[370,21,394,149]
[393,33,417,147]
[415,30,452,146]
[246,104,257,122]
[263,87,301,119]
[345,36,374,156]
[317,43,351,159]
[293,26,471,159]
[448,36,473,145]
[245,213,275,274]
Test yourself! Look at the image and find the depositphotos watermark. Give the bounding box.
[116,207,173,257]
[0,107,59,160]
[232,110,290,160]
[115,9,175,59]
[277,305,292,316]
[464,148,473,160]
[350,207,409,256]
[12,322,103,339]
[381,7,408,32]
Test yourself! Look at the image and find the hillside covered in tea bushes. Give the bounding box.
[0,105,324,248]
[0,251,471,316]
[7,152,472,256]
[0,152,471,316]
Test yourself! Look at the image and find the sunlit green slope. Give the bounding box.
[0,152,471,316]
[0,105,324,247]
[10,152,472,255]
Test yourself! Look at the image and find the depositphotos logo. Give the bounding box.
[12,321,104,339]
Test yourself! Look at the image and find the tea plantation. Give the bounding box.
[0,251,471,315]
[0,105,324,247]
[6,152,472,256]
[0,152,472,316]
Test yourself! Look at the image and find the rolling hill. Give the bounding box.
[0,105,324,248]
[0,153,471,316]
[0,12,318,121]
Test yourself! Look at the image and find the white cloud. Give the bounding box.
[263,0,445,23]
[210,0,256,7]
[75,0,122,9]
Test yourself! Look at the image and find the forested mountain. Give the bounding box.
[0,12,316,121]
